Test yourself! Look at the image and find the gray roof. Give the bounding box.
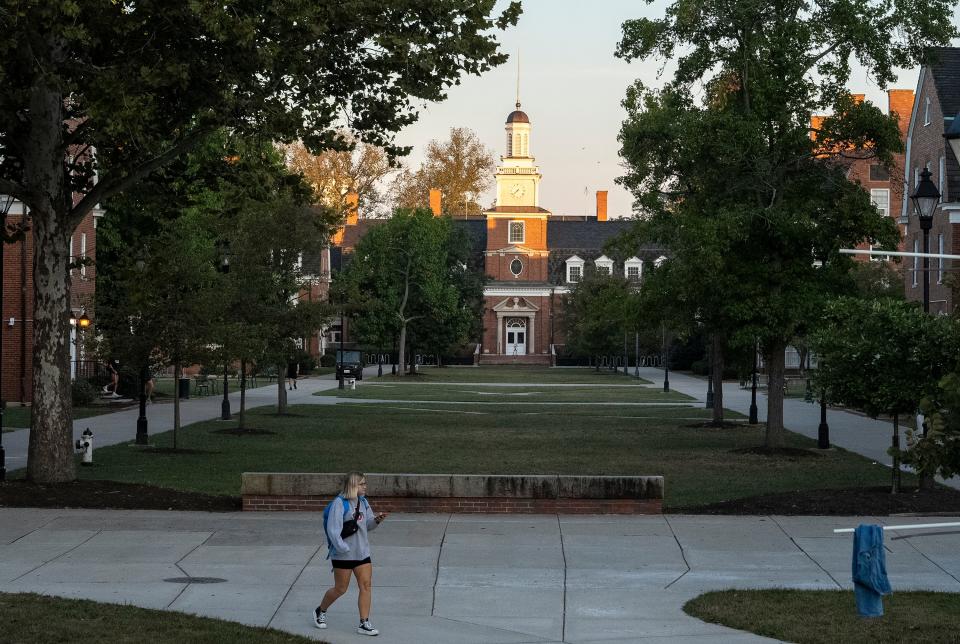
[930,47,960,117]
[547,220,636,249]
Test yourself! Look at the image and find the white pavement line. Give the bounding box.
[10,527,103,584]
[267,543,323,629]
[360,404,488,416]
[661,515,692,590]
[431,513,453,617]
[770,516,841,589]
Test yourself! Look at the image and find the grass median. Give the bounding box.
[0,593,322,644]
[378,365,652,384]
[685,589,960,644]
[76,402,903,508]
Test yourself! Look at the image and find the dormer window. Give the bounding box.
[624,257,643,282]
[509,220,525,244]
[566,255,584,283]
[595,255,613,275]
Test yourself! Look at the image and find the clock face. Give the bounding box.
[510,183,526,198]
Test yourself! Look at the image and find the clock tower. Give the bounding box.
[495,102,541,207]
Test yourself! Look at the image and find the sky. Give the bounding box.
[393,0,960,219]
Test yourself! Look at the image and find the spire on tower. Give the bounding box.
[515,50,521,110]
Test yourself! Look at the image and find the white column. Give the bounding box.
[496,313,504,354]
[527,314,535,354]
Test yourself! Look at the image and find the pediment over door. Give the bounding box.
[492,296,540,313]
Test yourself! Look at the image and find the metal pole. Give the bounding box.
[817,393,829,449]
[923,227,930,314]
[661,326,668,391]
[338,310,345,389]
[705,343,714,409]
[221,361,231,420]
[623,332,628,376]
[749,341,758,424]
[136,367,148,444]
[635,331,640,379]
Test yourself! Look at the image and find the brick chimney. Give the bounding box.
[345,191,359,226]
[429,188,442,216]
[888,89,915,140]
[596,190,608,222]
[851,93,865,104]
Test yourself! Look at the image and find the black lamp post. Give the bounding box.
[749,341,759,424]
[661,326,669,392]
[910,167,940,314]
[0,194,15,480]
[218,242,232,420]
[705,357,714,409]
[338,310,345,389]
[817,391,830,449]
[130,252,150,445]
[391,332,397,375]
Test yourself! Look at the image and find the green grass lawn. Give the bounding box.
[316,382,692,403]
[79,402,904,508]
[0,593,322,644]
[685,589,960,644]
[383,365,652,384]
[2,404,121,429]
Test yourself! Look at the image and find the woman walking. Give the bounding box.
[314,472,388,636]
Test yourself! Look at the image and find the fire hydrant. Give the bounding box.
[75,428,93,466]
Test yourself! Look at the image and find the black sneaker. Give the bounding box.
[313,607,326,629]
[357,619,379,636]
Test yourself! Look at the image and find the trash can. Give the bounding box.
[178,377,191,399]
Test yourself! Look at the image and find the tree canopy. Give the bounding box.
[614,0,955,446]
[0,1,520,482]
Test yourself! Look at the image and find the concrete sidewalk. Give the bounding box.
[635,367,960,492]
[1,508,958,643]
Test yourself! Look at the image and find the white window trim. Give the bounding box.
[80,233,87,276]
[508,220,525,244]
[940,156,946,201]
[565,255,584,283]
[870,188,890,218]
[509,257,524,278]
[938,233,944,284]
[624,256,643,280]
[595,254,613,275]
[913,238,919,287]
[924,97,931,126]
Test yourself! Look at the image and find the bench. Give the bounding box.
[241,472,664,514]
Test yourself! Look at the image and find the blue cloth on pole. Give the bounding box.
[852,524,892,617]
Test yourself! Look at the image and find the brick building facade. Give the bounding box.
[901,47,960,313]
[1,199,100,404]
[329,104,660,363]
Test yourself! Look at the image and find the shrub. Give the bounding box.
[319,353,336,368]
[72,379,97,406]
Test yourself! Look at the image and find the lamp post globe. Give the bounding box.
[910,168,940,314]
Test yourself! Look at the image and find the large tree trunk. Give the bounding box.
[27,200,75,483]
[25,76,75,483]
[277,361,287,414]
[397,323,408,377]
[711,334,725,426]
[764,341,787,448]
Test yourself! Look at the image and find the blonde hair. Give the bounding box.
[341,471,366,500]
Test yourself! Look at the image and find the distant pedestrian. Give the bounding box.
[141,365,155,404]
[102,358,120,397]
[313,471,388,636]
[287,360,299,390]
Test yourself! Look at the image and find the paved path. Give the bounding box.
[2,507,958,643]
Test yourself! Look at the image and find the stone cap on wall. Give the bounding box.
[241,473,663,500]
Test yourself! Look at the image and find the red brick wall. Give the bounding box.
[1,208,35,404]
[904,71,953,313]
[482,294,556,354]
[485,252,548,282]
[486,217,547,251]
[243,494,662,514]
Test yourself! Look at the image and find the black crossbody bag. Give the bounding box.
[339,498,362,539]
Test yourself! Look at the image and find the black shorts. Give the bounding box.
[332,556,371,570]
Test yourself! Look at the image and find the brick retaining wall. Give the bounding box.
[241,473,664,514]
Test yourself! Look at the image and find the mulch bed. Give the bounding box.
[0,480,240,512]
[675,486,960,515]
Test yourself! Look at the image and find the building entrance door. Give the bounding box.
[506,318,527,355]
